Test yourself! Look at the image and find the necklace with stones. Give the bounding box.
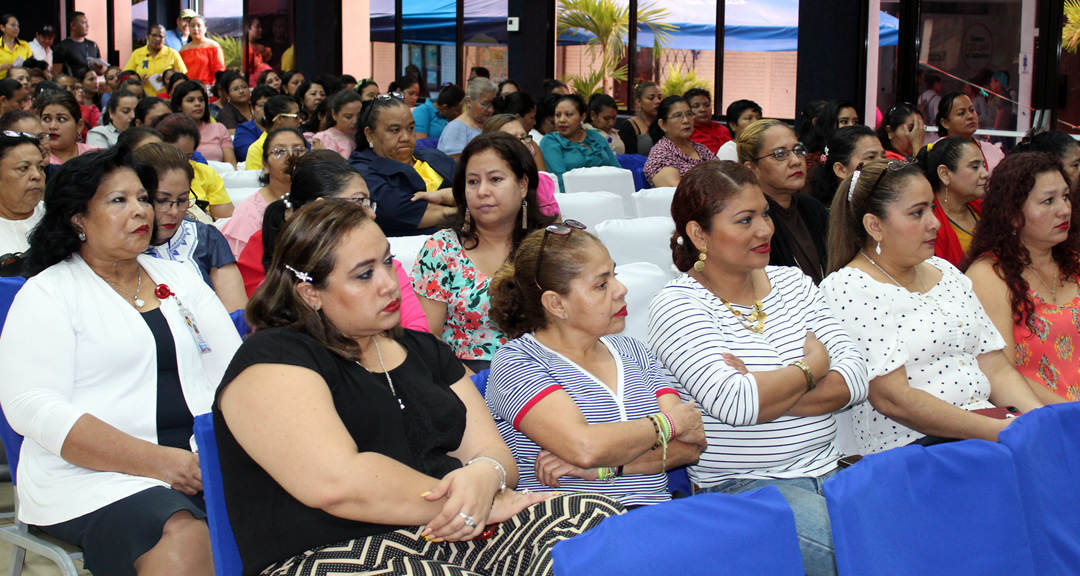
[357,336,404,410]
[1026,264,1059,304]
[699,273,767,334]
[99,267,146,308]
[861,251,964,328]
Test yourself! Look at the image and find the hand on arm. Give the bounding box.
[417,204,457,229]
[411,188,455,207]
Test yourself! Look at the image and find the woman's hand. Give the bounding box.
[487,490,557,525]
[411,188,455,206]
[666,401,705,447]
[420,461,503,542]
[534,450,598,488]
[156,448,202,495]
[802,331,831,380]
[909,115,926,155]
[724,353,748,374]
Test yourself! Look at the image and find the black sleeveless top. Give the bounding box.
[212,328,467,575]
[141,308,195,450]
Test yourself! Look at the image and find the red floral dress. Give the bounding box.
[411,229,507,361]
[1014,290,1080,401]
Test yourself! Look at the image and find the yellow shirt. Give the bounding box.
[123,45,187,97]
[950,210,979,254]
[0,39,33,80]
[281,45,295,72]
[413,159,443,192]
[190,160,232,207]
[245,132,267,171]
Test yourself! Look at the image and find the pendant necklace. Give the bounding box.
[358,335,404,410]
[1026,264,1059,304]
[700,273,767,334]
[862,251,961,327]
[100,267,146,308]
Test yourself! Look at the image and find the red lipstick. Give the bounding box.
[614,305,628,318]
[383,299,401,313]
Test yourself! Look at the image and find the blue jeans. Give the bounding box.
[695,469,839,576]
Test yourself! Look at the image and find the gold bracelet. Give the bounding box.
[792,359,816,392]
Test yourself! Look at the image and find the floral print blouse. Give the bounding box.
[1014,290,1080,401]
[411,229,508,361]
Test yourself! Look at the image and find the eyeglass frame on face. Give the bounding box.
[518,134,533,143]
[753,143,809,162]
[269,146,308,159]
[664,111,692,123]
[534,219,587,291]
[1,130,40,141]
[340,196,376,213]
[376,91,405,101]
[272,113,299,122]
[154,190,194,210]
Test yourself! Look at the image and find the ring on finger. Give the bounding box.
[459,512,476,528]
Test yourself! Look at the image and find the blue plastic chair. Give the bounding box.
[415,137,440,150]
[998,403,1080,576]
[193,413,244,576]
[615,154,648,191]
[0,276,84,576]
[824,439,1037,576]
[470,369,489,396]
[551,485,804,575]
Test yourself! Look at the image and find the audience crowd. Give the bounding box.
[0,9,1076,576]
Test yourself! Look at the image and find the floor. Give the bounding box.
[0,482,90,575]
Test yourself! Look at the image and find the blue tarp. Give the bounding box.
[372,0,899,52]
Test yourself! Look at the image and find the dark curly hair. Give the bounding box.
[451,132,556,251]
[25,147,158,276]
[671,161,759,272]
[960,152,1079,326]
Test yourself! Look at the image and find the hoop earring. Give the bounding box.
[875,241,882,255]
[463,208,472,233]
[694,246,707,272]
[521,200,528,229]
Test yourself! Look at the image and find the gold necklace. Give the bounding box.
[700,273,767,333]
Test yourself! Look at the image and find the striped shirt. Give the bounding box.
[486,334,678,506]
[647,266,868,487]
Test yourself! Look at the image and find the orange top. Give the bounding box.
[180,45,225,86]
[1014,289,1080,401]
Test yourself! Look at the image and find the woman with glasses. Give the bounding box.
[877,102,926,162]
[0,131,45,256]
[414,83,465,140]
[438,77,497,160]
[155,113,234,219]
[486,219,706,506]
[684,88,730,154]
[644,95,716,188]
[914,136,989,266]
[934,92,1005,174]
[820,159,1046,456]
[412,133,557,371]
[483,113,550,176]
[221,128,306,257]
[539,94,620,193]
[649,161,868,576]
[134,142,246,312]
[244,94,301,171]
[738,119,829,284]
[214,71,254,132]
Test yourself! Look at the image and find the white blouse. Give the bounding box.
[0,203,44,256]
[648,266,868,487]
[819,256,1005,454]
[0,254,242,525]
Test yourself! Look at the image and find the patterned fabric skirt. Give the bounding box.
[261,493,624,576]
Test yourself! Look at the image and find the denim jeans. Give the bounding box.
[695,469,839,576]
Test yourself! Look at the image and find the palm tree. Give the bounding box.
[1065,0,1080,53]
[557,0,676,95]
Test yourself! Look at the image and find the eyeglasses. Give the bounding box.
[341,196,376,212]
[665,112,691,122]
[230,84,249,93]
[376,91,405,101]
[476,100,494,110]
[269,146,308,158]
[155,191,193,210]
[273,113,299,121]
[1,130,40,140]
[534,219,586,290]
[519,134,533,143]
[754,144,808,162]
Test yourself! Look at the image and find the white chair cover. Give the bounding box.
[595,217,677,278]
[206,160,236,174]
[552,191,625,230]
[562,166,637,217]
[631,187,677,219]
[613,262,670,343]
[388,234,433,276]
[219,170,262,191]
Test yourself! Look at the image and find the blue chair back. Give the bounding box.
[415,137,440,150]
[471,369,489,397]
[999,404,1080,576]
[825,439,1037,576]
[551,486,804,575]
[193,413,244,576]
[615,154,648,190]
[0,277,27,481]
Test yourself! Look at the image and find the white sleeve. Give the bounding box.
[801,275,869,408]
[820,271,909,380]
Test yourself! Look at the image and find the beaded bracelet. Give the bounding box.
[660,411,676,439]
[467,456,507,492]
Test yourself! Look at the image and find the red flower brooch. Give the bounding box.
[154,284,173,299]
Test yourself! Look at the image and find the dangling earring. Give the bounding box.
[694,246,707,272]
[943,184,949,204]
[521,200,528,229]
[875,241,882,255]
[463,208,472,233]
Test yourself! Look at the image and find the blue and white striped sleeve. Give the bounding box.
[800,274,869,408]
[486,341,564,430]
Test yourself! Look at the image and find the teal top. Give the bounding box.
[540,128,621,192]
[413,100,450,139]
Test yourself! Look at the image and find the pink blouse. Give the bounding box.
[536,173,560,217]
[219,190,268,258]
[49,142,102,165]
[198,121,234,162]
[313,127,356,160]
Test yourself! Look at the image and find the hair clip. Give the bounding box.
[284,264,312,283]
[823,146,830,157]
[926,142,934,152]
[281,193,293,210]
[848,170,862,202]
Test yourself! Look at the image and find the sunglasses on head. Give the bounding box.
[534,220,586,291]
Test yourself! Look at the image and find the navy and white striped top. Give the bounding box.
[486,334,678,506]
[648,266,868,487]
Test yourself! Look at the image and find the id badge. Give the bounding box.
[175,296,212,354]
[142,59,149,69]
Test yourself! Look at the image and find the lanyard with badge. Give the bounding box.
[154,283,212,354]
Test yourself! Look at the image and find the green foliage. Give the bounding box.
[210,34,243,70]
[660,63,712,97]
[1066,0,1080,53]
[563,65,628,98]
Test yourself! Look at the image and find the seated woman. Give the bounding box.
[179,16,225,86]
[0,132,45,256]
[388,74,421,108]
[438,77,497,159]
[235,85,278,162]
[281,71,305,98]
[348,95,457,237]
[934,92,1004,174]
[739,119,829,283]
[86,88,138,148]
[155,113,235,219]
[245,94,302,171]
[643,95,717,188]
[807,125,884,206]
[238,156,429,331]
[356,79,380,102]
[1015,130,1080,194]
[214,199,622,576]
[133,96,173,128]
[134,142,247,313]
[483,113,552,188]
[684,88,730,154]
[915,136,989,266]
[877,102,925,162]
[412,133,557,372]
[36,90,101,164]
[716,99,761,162]
[221,127,306,256]
[540,94,620,193]
[585,93,624,156]
[819,159,1046,456]
[313,89,363,160]
[213,71,254,132]
[256,68,283,94]
[649,161,868,576]
[295,79,328,125]
[414,83,465,140]
[964,152,1077,403]
[486,223,706,506]
[0,147,242,576]
[171,80,236,168]
[617,81,661,156]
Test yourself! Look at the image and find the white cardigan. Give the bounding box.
[0,254,241,526]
